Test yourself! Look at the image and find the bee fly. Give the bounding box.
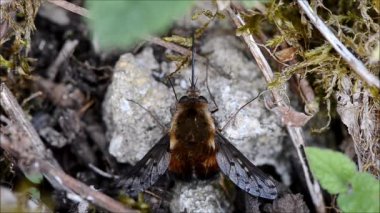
[119,36,278,200]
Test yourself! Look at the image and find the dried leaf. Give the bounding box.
[271,106,312,127]
[275,47,297,62]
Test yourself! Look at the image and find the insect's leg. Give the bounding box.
[167,77,178,102]
[218,175,235,200]
[245,193,260,213]
[220,90,267,132]
[126,99,167,132]
[205,58,219,114]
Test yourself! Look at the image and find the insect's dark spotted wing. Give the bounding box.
[118,134,170,195]
[215,132,278,199]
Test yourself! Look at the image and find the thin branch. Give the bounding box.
[47,39,79,80]
[297,0,380,89]
[0,15,10,39]
[0,135,135,213]
[0,83,47,155]
[148,36,190,56]
[147,36,208,64]
[0,83,136,213]
[88,163,118,179]
[227,8,326,213]
[297,75,315,104]
[47,0,89,18]
[21,91,43,107]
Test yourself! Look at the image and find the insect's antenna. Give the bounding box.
[191,34,196,89]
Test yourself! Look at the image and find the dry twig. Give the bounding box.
[1,83,48,155]
[0,135,135,213]
[148,36,191,56]
[147,36,208,64]
[47,39,79,80]
[47,0,89,18]
[227,7,326,213]
[0,83,136,213]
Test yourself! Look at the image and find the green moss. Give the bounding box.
[192,9,224,38]
[0,55,12,69]
[118,192,150,213]
[245,0,378,139]
[163,35,193,48]
[236,13,264,36]
[165,53,191,78]
[0,0,41,102]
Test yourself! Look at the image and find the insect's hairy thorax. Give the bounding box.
[170,101,215,149]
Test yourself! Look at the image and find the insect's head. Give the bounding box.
[178,94,208,104]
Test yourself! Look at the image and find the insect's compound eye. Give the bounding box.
[199,96,208,103]
[179,96,189,103]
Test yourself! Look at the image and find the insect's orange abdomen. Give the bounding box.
[168,146,219,179]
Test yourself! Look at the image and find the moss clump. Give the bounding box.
[240,0,380,176]
[0,0,41,100]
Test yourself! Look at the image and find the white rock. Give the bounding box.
[103,48,173,163]
[170,181,232,213]
[0,187,18,211]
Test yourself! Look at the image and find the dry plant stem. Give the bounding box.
[0,83,46,154]
[47,39,79,80]
[297,0,380,89]
[47,0,89,18]
[297,75,315,104]
[227,8,326,213]
[148,36,190,56]
[0,136,135,213]
[0,0,14,5]
[0,83,135,213]
[38,160,133,213]
[0,17,10,39]
[147,36,208,64]
[295,74,318,115]
[21,91,43,107]
[88,163,118,179]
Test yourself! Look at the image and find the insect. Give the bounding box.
[119,36,278,200]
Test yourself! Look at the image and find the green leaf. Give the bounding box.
[25,172,43,184]
[241,0,270,8]
[305,147,357,194]
[27,187,41,200]
[338,172,380,213]
[86,1,194,49]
